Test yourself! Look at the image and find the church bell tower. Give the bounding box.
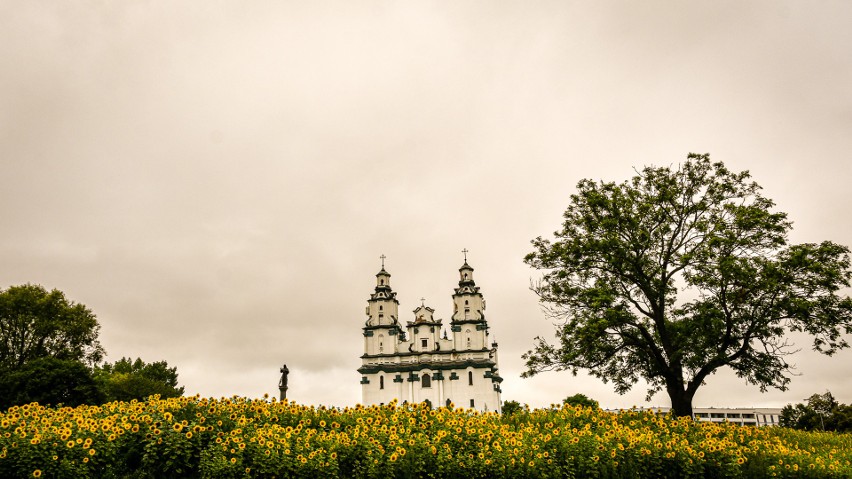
[363,255,403,357]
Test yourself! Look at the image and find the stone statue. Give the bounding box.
[279,364,289,400]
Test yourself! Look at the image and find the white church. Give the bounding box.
[358,255,503,412]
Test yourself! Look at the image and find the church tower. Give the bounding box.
[363,257,404,358]
[359,252,502,412]
[450,259,489,351]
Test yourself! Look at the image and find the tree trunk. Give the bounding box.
[667,385,694,417]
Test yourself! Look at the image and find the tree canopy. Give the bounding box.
[95,357,185,402]
[501,400,524,416]
[0,357,105,409]
[0,284,104,370]
[563,393,599,410]
[779,392,852,432]
[523,154,852,416]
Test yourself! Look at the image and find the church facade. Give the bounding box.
[358,258,503,412]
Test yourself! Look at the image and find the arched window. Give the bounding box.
[380,279,384,285]
[464,308,470,319]
[422,374,431,388]
[465,300,469,305]
[468,371,473,386]
[380,376,384,390]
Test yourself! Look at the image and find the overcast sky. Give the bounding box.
[2,1,852,410]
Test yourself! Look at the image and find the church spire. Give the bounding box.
[452,249,485,323]
[457,249,476,289]
[366,254,400,328]
[374,254,393,296]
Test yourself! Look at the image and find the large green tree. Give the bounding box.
[0,284,104,370]
[95,357,185,402]
[523,154,852,417]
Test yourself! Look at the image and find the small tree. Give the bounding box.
[524,154,852,416]
[563,393,599,409]
[501,400,523,416]
[95,357,184,402]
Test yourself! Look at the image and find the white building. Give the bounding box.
[643,407,783,427]
[358,258,503,412]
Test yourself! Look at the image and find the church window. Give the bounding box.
[464,308,470,319]
[380,376,384,389]
[465,300,469,305]
[379,305,383,310]
[380,279,385,285]
[422,374,431,388]
[470,399,475,408]
[468,371,473,385]
[421,338,428,350]
[467,337,471,348]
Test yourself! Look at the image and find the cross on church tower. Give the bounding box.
[462,248,469,262]
[420,297,426,307]
[380,254,386,269]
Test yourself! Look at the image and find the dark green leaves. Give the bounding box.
[95,357,185,402]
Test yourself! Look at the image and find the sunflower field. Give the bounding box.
[1,396,850,478]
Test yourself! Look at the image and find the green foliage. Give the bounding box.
[95,357,185,402]
[500,400,524,415]
[780,391,852,432]
[563,393,599,409]
[524,154,852,416]
[0,284,104,370]
[0,357,104,409]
